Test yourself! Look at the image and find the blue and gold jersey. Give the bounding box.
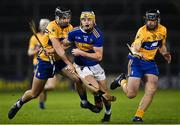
[132,24,167,60]
[38,20,73,61]
[68,26,103,66]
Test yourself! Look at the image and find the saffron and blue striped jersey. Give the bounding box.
[68,26,104,66]
[132,24,167,60]
[28,33,42,65]
[38,20,73,61]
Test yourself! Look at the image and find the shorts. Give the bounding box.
[129,57,159,78]
[74,63,106,81]
[35,59,67,79]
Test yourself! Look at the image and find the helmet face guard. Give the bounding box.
[55,7,71,27]
[55,7,71,19]
[145,9,160,30]
[80,11,96,32]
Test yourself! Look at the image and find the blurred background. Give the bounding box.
[0,0,180,89]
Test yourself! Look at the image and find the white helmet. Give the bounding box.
[39,18,50,32]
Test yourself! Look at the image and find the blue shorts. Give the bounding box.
[35,59,67,79]
[128,55,159,78]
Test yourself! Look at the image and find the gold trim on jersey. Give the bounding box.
[92,28,100,38]
[75,42,93,51]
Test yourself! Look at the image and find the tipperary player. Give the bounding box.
[8,7,97,119]
[64,11,115,122]
[110,9,171,122]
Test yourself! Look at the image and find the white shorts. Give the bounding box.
[74,63,106,81]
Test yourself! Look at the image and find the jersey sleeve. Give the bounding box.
[69,24,73,31]
[68,30,75,43]
[28,35,37,49]
[162,27,167,46]
[93,29,104,47]
[94,35,103,47]
[132,28,144,46]
[46,23,58,39]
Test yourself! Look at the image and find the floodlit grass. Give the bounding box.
[0,89,179,124]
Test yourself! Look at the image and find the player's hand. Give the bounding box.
[132,52,144,58]
[163,52,171,64]
[45,48,55,56]
[72,48,83,56]
[66,63,75,74]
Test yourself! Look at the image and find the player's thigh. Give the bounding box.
[127,59,133,76]
[31,76,47,96]
[98,80,109,93]
[127,77,141,94]
[60,67,80,83]
[45,75,58,88]
[144,74,158,94]
[84,75,100,90]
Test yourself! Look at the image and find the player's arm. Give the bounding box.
[72,47,103,61]
[131,29,144,57]
[47,24,74,71]
[50,37,73,65]
[159,43,171,64]
[159,28,171,64]
[61,25,74,49]
[62,38,72,49]
[27,35,40,56]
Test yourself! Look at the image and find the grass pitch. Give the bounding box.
[0,89,179,124]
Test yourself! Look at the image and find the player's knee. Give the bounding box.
[127,92,137,99]
[145,88,157,97]
[45,84,56,90]
[31,92,40,99]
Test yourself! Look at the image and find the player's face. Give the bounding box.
[81,17,94,32]
[146,20,158,30]
[57,17,71,28]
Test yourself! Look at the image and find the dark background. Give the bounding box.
[0,0,179,87]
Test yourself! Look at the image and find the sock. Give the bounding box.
[104,102,111,115]
[16,99,24,108]
[121,79,127,87]
[135,109,144,118]
[105,109,111,115]
[79,92,87,102]
[81,100,87,105]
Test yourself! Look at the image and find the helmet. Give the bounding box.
[39,18,50,32]
[80,11,96,23]
[55,7,71,19]
[145,9,160,23]
[145,9,160,30]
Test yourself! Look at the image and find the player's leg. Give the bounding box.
[133,74,158,122]
[111,59,141,98]
[8,77,47,119]
[110,59,132,90]
[123,77,141,99]
[98,80,112,122]
[60,67,100,113]
[39,75,58,109]
[55,60,95,111]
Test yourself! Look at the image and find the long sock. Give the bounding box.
[135,109,144,118]
[121,79,127,87]
[104,102,111,115]
[80,92,88,104]
[94,95,103,109]
[16,98,24,108]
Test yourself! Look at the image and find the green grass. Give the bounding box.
[0,89,180,124]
